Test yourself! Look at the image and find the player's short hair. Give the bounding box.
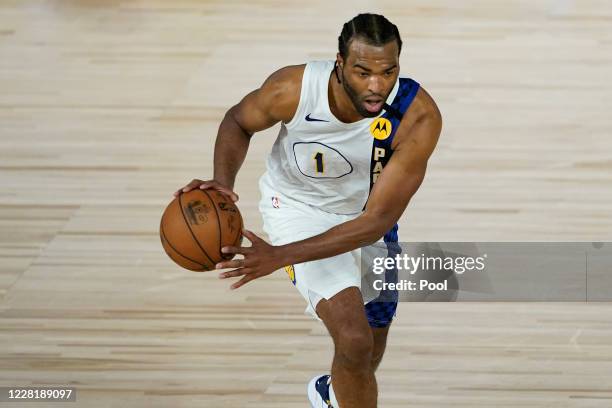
[338,14,403,59]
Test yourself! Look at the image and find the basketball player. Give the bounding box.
[175,14,441,408]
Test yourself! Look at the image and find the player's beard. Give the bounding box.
[339,68,385,118]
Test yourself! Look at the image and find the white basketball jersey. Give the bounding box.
[260,60,420,218]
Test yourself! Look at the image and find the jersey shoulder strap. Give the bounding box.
[369,77,421,182]
[366,78,420,243]
[381,77,420,142]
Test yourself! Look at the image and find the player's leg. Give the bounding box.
[364,241,399,374]
[365,298,397,373]
[370,326,390,372]
[316,287,377,408]
[258,179,378,406]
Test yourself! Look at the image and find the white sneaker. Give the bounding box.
[307,374,334,407]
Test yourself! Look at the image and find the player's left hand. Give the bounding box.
[216,230,284,290]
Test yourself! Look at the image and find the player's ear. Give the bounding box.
[335,54,344,84]
[335,53,344,69]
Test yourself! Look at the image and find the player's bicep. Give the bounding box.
[365,149,428,227]
[228,65,302,135]
[364,111,442,232]
[229,89,279,134]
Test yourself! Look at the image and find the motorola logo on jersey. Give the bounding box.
[369,118,392,140]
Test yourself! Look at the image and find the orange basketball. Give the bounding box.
[160,189,243,271]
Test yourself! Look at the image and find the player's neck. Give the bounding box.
[328,70,364,124]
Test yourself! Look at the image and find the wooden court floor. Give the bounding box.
[1,1,611,407]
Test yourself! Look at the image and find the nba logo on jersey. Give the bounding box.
[272,196,280,208]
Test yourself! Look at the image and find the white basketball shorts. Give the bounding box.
[258,174,382,321]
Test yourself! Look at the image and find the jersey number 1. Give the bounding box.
[313,152,324,173]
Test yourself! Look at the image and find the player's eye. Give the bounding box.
[359,72,369,78]
[384,70,395,76]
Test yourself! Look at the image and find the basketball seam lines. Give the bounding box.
[178,193,216,268]
[160,223,206,270]
[202,190,224,259]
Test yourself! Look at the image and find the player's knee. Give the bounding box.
[371,346,385,364]
[336,328,374,369]
[370,347,386,372]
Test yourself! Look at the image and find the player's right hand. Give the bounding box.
[173,179,239,202]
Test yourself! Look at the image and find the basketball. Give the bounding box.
[160,189,243,271]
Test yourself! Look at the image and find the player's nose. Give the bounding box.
[367,76,384,95]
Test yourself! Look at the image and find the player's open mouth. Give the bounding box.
[364,99,383,113]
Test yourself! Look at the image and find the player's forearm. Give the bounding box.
[276,213,392,266]
[213,108,252,189]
